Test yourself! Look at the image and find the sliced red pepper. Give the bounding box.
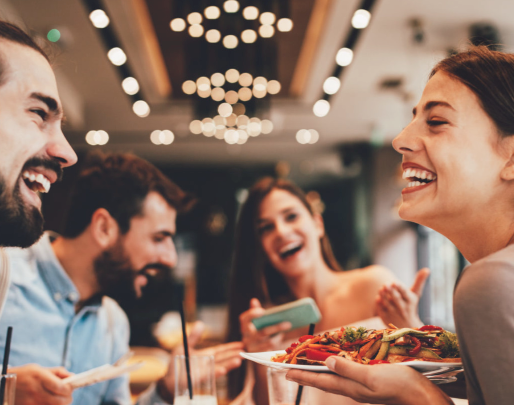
[418,325,443,331]
[285,342,299,354]
[407,336,422,356]
[306,349,334,362]
[298,335,315,343]
[369,360,390,365]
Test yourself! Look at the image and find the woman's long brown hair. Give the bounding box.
[226,177,342,397]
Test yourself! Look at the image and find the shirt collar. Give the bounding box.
[35,232,101,310]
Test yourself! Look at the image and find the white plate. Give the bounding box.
[240,350,462,374]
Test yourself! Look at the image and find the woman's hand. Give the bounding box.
[239,298,291,352]
[375,268,430,329]
[286,356,453,405]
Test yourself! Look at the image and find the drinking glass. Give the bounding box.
[0,374,16,405]
[267,368,309,405]
[174,355,217,405]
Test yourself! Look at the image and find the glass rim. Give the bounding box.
[0,374,16,378]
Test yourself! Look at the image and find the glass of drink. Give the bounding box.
[174,355,217,405]
[267,368,309,405]
[0,374,16,405]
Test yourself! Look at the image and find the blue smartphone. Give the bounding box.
[251,297,322,331]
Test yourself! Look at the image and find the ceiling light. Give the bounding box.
[122,77,139,95]
[85,130,96,145]
[233,103,246,116]
[190,120,203,134]
[219,103,233,117]
[243,6,259,20]
[133,100,150,117]
[95,130,109,145]
[202,118,216,137]
[196,77,211,92]
[211,73,225,87]
[150,130,162,145]
[237,115,249,128]
[170,18,186,32]
[238,73,253,87]
[313,100,330,117]
[323,76,341,95]
[252,88,267,98]
[261,120,274,134]
[225,90,239,104]
[259,24,275,38]
[225,129,239,144]
[238,87,252,101]
[308,129,320,144]
[226,113,237,127]
[205,6,221,19]
[187,12,203,25]
[223,0,240,13]
[253,76,267,91]
[214,128,226,139]
[260,12,276,25]
[182,80,197,95]
[267,80,281,94]
[223,35,238,49]
[206,29,221,43]
[225,69,240,83]
[248,118,262,136]
[296,129,311,144]
[336,47,353,66]
[237,130,248,144]
[352,9,371,29]
[241,29,257,43]
[211,87,225,101]
[89,10,110,28]
[198,88,212,98]
[277,18,293,32]
[107,47,127,66]
[189,24,204,38]
[214,115,225,127]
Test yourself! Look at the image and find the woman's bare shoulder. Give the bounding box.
[339,265,396,286]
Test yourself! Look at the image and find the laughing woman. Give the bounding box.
[287,46,514,405]
[226,178,406,404]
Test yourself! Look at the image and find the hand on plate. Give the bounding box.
[10,364,74,405]
[239,298,291,353]
[286,356,453,405]
[375,268,430,329]
[157,321,244,402]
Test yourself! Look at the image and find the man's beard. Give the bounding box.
[0,175,44,248]
[93,240,172,302]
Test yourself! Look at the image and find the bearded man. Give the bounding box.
[0,152,243,404]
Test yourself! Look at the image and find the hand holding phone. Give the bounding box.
[251,297,322,331]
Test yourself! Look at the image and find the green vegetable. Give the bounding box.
[365,339,383,359]
[388,345,442,360]
[382,328,428,342]
[374,341,390,360]
[435,331,460,358]
[343,326,368,343]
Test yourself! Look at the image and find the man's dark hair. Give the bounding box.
[0,21,49,85]
[63,152,195,238]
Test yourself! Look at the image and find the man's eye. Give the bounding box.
[30,109,48,120]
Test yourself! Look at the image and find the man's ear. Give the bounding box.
[313,212,325,239]
[90,208,119,249]
[500,136,514,181]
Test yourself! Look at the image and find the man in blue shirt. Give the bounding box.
[0,153,243,404]
[0,20,78,405]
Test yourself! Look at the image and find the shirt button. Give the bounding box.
[68,292,78,302]
[54,292,62,301]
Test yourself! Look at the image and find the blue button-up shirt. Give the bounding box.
[0,233,165,405]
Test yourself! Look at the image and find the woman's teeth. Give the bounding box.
[279,242,303,259]
[22,170,51,193]
[402,168,436,181]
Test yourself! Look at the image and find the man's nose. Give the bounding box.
[46,128,78,168]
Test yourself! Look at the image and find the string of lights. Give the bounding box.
[82,0,151,121]
[313,0,377,118]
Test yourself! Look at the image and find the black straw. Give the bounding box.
[295,323,315,405]
[179,302,193,400]
[0,326,13,404]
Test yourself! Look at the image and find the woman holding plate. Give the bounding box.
[286,46,514,405]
